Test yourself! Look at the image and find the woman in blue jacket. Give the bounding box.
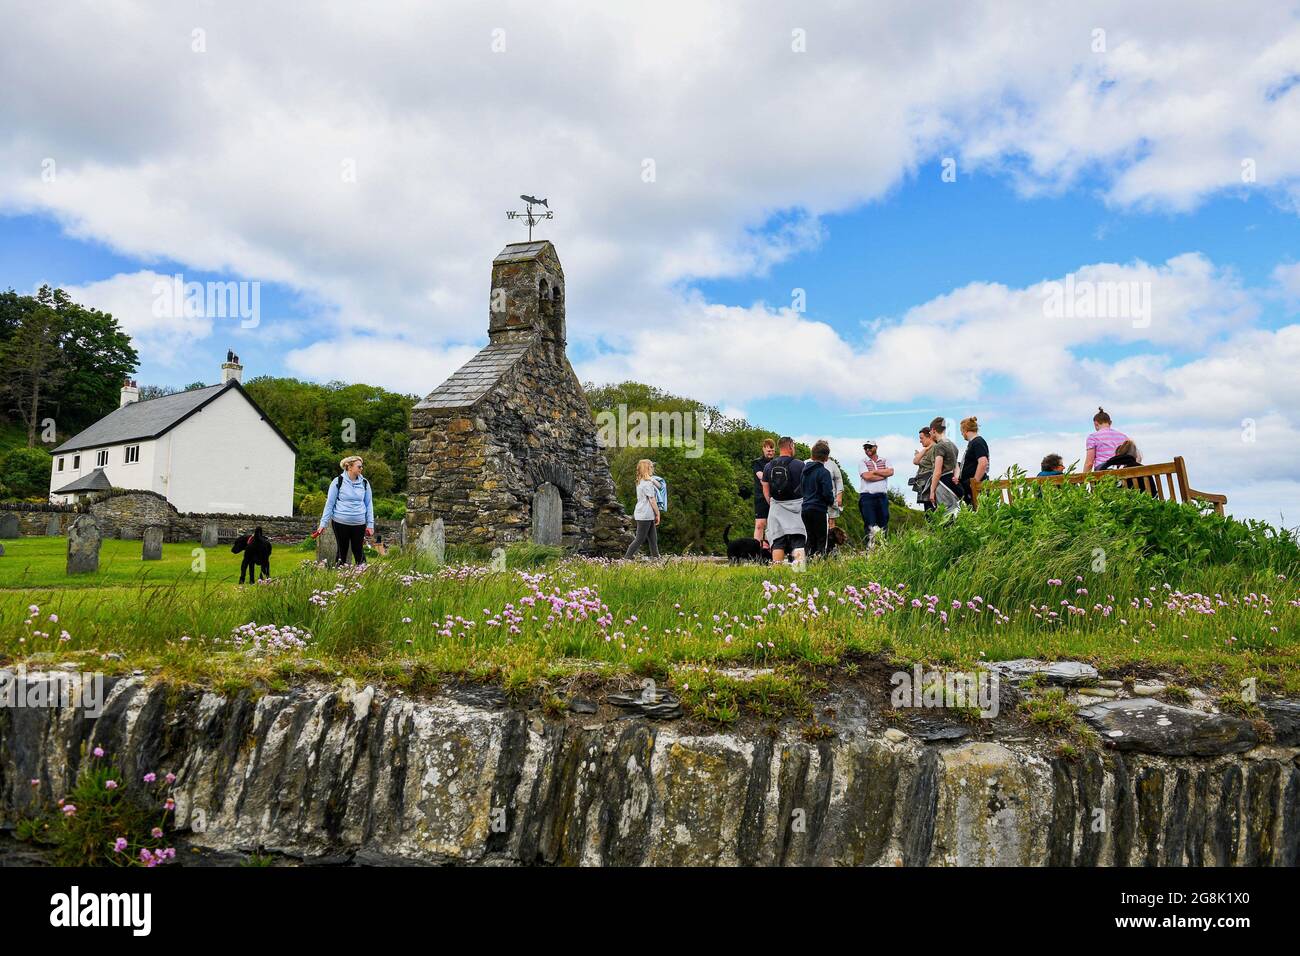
[312,455,375,565]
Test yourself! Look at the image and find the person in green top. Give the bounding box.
[922,416,962,509]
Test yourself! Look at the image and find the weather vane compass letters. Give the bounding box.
[506,194,554,241]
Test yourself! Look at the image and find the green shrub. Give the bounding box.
[2,446,53,498]
[18,746,176,867]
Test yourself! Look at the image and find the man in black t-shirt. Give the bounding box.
[958,416,990,505]
[752,438,776,541]
[762,437,808,564]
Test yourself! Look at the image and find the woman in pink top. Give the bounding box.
[1083,407,1129,472]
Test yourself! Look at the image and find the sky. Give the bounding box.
[1,1,1298,525]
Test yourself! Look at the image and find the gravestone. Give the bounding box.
[0,542,5,557]
[531,483,563,547]
[315,524,337,564]
[46,515,62,536]
[416,518,445,565]
[398,517,408,549]
[0,513,18,539]
[142,526,164,560]
[200,522,219,548]
[67,515,102,575]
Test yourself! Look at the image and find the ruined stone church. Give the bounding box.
[406,241,630,554]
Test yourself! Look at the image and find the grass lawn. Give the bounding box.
[2,485,1298,721]
[0,536,319,589]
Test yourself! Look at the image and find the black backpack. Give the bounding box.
[768,458,792,497]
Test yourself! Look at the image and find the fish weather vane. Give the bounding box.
[506,194,554,241]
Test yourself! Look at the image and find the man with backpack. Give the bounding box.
[761,436,807,566]
[801,440,836,557]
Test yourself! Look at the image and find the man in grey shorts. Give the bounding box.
[761,436,807,566]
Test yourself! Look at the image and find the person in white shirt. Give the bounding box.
[623,458,661,559]
[857,441,893,542]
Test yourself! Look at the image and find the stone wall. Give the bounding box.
[408,342,630,555]
[0,492,400,544]
[2,673,1297,866]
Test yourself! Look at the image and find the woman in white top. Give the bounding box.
[623,458,661,559]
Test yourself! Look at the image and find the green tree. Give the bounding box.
[361,456,394,496]
[1,446,53,498]
[0,286,138,446]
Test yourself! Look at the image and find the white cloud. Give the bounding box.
[2,0,1298,356]
[57,271,213,366]
[284,338,480,396]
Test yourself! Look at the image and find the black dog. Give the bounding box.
[231,526,273,583]
[723,524,772,564]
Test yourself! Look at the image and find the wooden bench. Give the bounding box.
[969,456,1227,516]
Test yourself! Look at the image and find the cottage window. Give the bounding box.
[124,445,140,465]
[96,449,109,467]
[73,455,80,469]
[57,457,65,471]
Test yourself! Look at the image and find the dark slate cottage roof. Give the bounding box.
[52,467,112,495]
[50,381,297,455]
[416,342,532,411]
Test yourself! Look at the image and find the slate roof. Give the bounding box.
[416,342,532,411]
[53,467,112,495]
[492,241,551,265]
[50,381,297,455]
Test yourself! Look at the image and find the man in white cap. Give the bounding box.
[858,441,893,546]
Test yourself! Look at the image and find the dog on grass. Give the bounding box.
[231,526,273,583]
[723,524,772,564]
[825,526,849,554]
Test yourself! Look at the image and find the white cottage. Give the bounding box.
[49,355,297,516]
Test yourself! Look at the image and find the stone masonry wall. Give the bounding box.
[407,341,630,555]
[0,494,400,544]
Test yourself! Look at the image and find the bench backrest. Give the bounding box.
[969,456,1226,516]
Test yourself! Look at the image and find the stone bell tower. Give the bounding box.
[487,240,566,346]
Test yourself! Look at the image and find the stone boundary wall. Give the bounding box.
[0,491,400,544]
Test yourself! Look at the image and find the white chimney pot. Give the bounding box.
[120,381,139,408]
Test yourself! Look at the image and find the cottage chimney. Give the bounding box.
[221,351,243,384]
[120,379,139,407]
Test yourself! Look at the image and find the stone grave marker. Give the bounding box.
[416,518,445,565]
[67,515,102,575]
[200,522,219,548]
[0,513,18,539]
[46,515,62,536]
[142,526,164,560]
[315,523,337,564]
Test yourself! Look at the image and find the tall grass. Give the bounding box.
[3,485,1298,695]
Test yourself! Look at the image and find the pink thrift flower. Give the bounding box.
[93,747,105,758]
[105,780,118,790]
[113,837,128,853]
[143,772,156,783]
